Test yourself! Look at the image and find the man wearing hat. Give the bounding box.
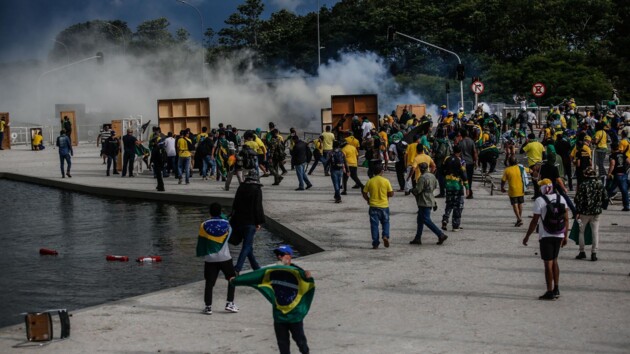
[104,130,120,176]
[232,170,266,274]
[574,167,608,262]
[523,178,569,300]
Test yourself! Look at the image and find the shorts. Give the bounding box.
[509,196,524,205]
[539,237,562,261]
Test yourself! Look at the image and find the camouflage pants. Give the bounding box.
[442,191,464,229]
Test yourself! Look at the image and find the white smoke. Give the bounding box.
[0,45,434,134]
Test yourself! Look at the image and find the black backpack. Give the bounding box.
[331,149,345,168]
[238,145,258,170]
[395,141,407,158]
[540,193,567,234]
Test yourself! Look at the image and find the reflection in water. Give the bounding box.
[0,180,294,327]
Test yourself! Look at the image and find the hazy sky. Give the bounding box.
[0,0,339,63]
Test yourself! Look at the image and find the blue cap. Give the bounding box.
[274,245,293,256]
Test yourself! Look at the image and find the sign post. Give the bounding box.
[471,80,484,108]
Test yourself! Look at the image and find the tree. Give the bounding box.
[218,0,264,49]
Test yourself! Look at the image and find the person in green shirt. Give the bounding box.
[410,163,448,245]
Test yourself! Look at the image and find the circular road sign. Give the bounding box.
[471,81,484,95]
[532,82,546,97]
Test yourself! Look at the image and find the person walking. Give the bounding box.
[362,164,394,249]
[104,130,120,176]
[388,133,407,192]
[196,203,239,315]
[290,135,313,191]
[593,122,609,177]
[150,130,165,192]
[55,129,73,178]
[321,126,335,176]
[457,129,477,199]
[121,128,138,177]
[177,130,193,184]
[574,167,607,261]
[267,129,285,186]
[604,142,630,211]
[326,141,349,203]
[501,155,528,227]
[232,170,266,274]
[410,163,448,245]
[441,146,469,232]
[231,245,314,354]
[341,140,363,194]
[522,179,569,300]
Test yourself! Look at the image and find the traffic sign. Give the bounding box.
[471,81,484,94]
[532,82,546,97]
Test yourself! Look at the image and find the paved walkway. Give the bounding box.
[0,145,629,353]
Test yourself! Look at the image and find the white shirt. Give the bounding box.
[388,143,399,162]
[163,137,177,157]
[361,121,374,138]
[533,193,568,240]
[527,111,537,124]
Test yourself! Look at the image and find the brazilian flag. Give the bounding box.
[232,265,315,323]
[196,218,230,257]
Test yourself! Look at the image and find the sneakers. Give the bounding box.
[538,291,555,300]
[409,239,422,245]
[202,306,212,315]
[452,227,463,232]
[441,222,447,231]
[225,302,239,313]
[553,288,560,299]
[383,237,390,248]
[575,251,586,259]
[437,234,448,245]
[591,253,597,262]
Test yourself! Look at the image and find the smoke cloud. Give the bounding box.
[0,41,434,134]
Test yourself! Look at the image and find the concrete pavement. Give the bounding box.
[0,144,629,353]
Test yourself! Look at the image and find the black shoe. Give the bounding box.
[409,239,422,245]
[66,173,72,178]
[441,222,447,231]
[591,253,597,261]
[383,237,389,248]
[575,252,586,259]
[623,208,630,211]
[334,199,341,203]
[295,188,305,191]
[113,171,120,175]
[107,172,110,176]
[156,188,165,192]
[437,234,448,245]
[340,191,347,195]
[553,288,560,299]
[306,184,313,190]
[538,291,555,300]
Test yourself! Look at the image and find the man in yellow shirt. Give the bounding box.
[321,126,335,176]
[341,141,363,193]
[0,116,8,149]
[177,130,193,184]
[344,130,360,150]
[521,133,545,168]
[32,130,44,150]
[593,122,608,176]
[362,165,394,249]
[407,144,436,185]
[501,156,529,226]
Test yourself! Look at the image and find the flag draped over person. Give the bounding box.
[195,218,230,256]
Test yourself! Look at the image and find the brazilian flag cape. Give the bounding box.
[232,265,315,323]
[195,218,230,257]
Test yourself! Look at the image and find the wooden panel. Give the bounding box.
[199,100,209,116]
[159,121,174,135]
[186,100,200,117]
[331,96,354,114]
[186,118,202,134]
[321,108,332,125]
[354,95,378,114]
[111,120,123,171]
[395,104,426,119]
[0,112,10,150]
[158,102,172,118]
[60,111,78,146]
[172,101,185,117]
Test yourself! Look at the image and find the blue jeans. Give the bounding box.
[330,168,342,200]
[295,163,312,189]
[202,155,215,177]
[178,156,191,183]
[122,152,135,176]
[415,206,443,240]
[59,153,71,176]
[233,225,260,272]
[607,174,629,209]
[369,207,390,247]
[167,156,176,177]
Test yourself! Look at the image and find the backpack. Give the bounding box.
[395,141,407,158]
[238,145,257,170]
[331,149,345,168]
[540,193,567,234]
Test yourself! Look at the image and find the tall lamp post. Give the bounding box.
[177,0,205,84]
[317,0,321,68]
[387,26,465,110]
[97,20,126,55]
[52,39,70,65]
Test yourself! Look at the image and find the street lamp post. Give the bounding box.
[177,0,205,84]
[317,0,321,69]
[387,28,465,110]
[52,39,69,65]
[97,20,126,55]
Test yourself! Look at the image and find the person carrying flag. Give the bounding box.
[196,202,239,315]
[231,245,314,354]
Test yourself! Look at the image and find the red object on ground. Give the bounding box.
[106,255,129,262]
[39,248,58,256]
[136,256,162,263]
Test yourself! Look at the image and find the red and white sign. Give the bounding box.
[531,82,546,97]
[471,81,484,94]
